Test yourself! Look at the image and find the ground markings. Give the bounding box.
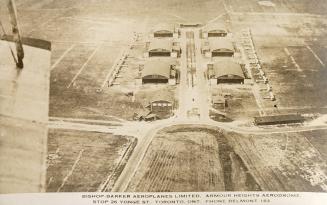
[193,28,210,120]
[56,149,84,192]
[143,150,162,191]
[207,12,226,25]
[51,44,76,71]
[176,30,189,119]
[284,48,302,72]
[148,147,175,191]
[67,44,102,88]
[222,0,233,13]
[305,45,326,68]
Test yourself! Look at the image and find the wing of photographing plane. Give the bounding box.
[0,0,51,193]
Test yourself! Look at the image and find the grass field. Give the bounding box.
[126,125,327,192]
[126,126,261,192]
[228,0,327,14]
[227,8,327,115]
[254,43,327,111]
[229,129,327,191]
[46,129,137,192]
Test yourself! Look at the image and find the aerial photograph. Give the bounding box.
[1,0,327,194]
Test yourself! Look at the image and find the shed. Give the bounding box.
[144,113,159,121]
[149,95,174,119]
[179,22,203,28]
[212,95,227,107]
[254,114,305,125]
[208,60,244,84]
[133,110,151,121]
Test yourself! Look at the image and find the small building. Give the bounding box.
[212,95,227,109]
[254,114,305,126]
[207,60,245,84]
[145,39,181,58]
[137,59,178,85]
[202,38,234,57]
[150,99,173,118]
[179,22,203,28]
[151,24,178,38]
[144,113,159,121]
[202,23,228,38]
[133,110,151,121]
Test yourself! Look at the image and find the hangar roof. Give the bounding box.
[153,24,175,33]
[203,22,227,33]
[141,59,176,79]
[149,90,174,103]
[211,60,244,79]
[209,38,234,52]
[148,39,173,52]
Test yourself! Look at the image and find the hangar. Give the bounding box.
[138,59,178,84]
[207,60,245,84]
[152,24,178,38]
[145,39,181,58]
[202,38,235,57]
[202,23,228,38]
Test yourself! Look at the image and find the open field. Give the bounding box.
[252,37,327,112]
[229,129,327,192]
[228,9,327,115]
[227,0,327,14]
[126,125,261,192]
[126,125,327,192]
[46,129,136,192]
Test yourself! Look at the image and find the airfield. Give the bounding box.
[1,0,327,192]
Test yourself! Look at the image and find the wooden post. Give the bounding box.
[7,0,24,68]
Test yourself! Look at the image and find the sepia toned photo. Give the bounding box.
[1,0,327,200]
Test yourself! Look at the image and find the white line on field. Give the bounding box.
[207,12,226,24]
[67,44,101,88]
[305,45,325,67]
[284,48,302,72]
[222,0,230,13]
[56,149,84,192]
[168,13,186,21]
[252,84,266,116]
[51,44,76,71]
